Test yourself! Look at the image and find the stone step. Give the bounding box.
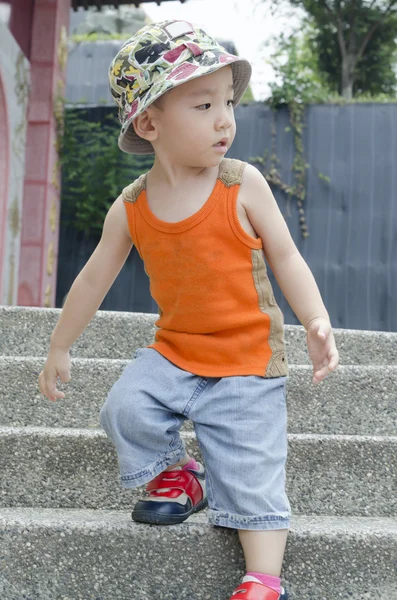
[1,306,396,365]
[1,427,396,517]
[1,356,395,435]
[0,508,396,599]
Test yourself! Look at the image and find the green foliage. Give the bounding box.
[266,30,334,108]
[284,0,397,22]
[266,14,397,107]
[59,110,153,237]
[304,7,397,96]
[270,0,397,98]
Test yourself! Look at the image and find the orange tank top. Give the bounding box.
[122,158,288,378]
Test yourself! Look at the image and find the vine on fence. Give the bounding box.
[253,33,396,239]
[250,34,333,238]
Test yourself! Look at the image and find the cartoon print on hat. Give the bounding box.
[108,19,252,155]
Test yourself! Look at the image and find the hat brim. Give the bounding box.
[118,56,252,155]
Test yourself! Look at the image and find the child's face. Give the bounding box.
[148,65,236,166]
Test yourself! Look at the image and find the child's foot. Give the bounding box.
[131,460,207,525]
[230,576,289,599]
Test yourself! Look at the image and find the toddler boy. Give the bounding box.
[39,20,339,600]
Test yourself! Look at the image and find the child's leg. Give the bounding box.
[99,348,190,489]
[189,374,290,595]
[238,529,288,575]
[100,347,208,523]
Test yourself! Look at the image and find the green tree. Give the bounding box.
[306,6,397,96]
[269,0,397,99]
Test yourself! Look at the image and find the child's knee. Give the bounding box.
[100,384,140,435]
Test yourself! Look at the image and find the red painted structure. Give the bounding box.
[1,0,182,307]
[8,0,35,59]
[18,0,71,307]
[0,0,70,307]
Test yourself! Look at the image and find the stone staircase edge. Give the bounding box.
[2,355,397,372]
[1,305,397,338]
[2,425,397,444]
[1,506,397,535]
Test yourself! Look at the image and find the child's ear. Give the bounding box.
[132,110,158,142]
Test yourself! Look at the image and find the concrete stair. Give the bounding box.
[1,427,397,517]
[1,357,396,435]
[1,305,397,365]
[1,509,396,600]
[1,306,396,599]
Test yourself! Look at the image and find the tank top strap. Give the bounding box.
[122,172,147,204]
[218,158,246,187]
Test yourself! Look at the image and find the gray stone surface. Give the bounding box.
[1,427,396,516]
[1,356,396,436]
[1,508,396,600]
[1,306,397,364]
[2,306,397,599]
[0,356,126,430]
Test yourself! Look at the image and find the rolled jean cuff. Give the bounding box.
[208,509,290,531]
[120,444,187,489]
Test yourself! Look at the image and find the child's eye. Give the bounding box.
[197,103,211,110]
[227,99,235,108]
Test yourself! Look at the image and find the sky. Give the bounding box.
[144,0,305,100]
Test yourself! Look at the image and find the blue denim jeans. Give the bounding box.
[100,347,291,531]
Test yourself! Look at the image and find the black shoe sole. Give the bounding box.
[131,496,208,525]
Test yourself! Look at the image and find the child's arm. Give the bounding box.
[241,164,340,384]
[38,195,133,401]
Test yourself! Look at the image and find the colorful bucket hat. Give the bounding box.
[108,19,252,154]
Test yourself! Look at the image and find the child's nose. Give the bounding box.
[215,110,232,130]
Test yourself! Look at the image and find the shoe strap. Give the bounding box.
[146,469,203,505]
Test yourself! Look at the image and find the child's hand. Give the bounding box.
[306,318,339,385]
[38,348,71,402]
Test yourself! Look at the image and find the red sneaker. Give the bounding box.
[230,581,287,600]
[131,462,207,525]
